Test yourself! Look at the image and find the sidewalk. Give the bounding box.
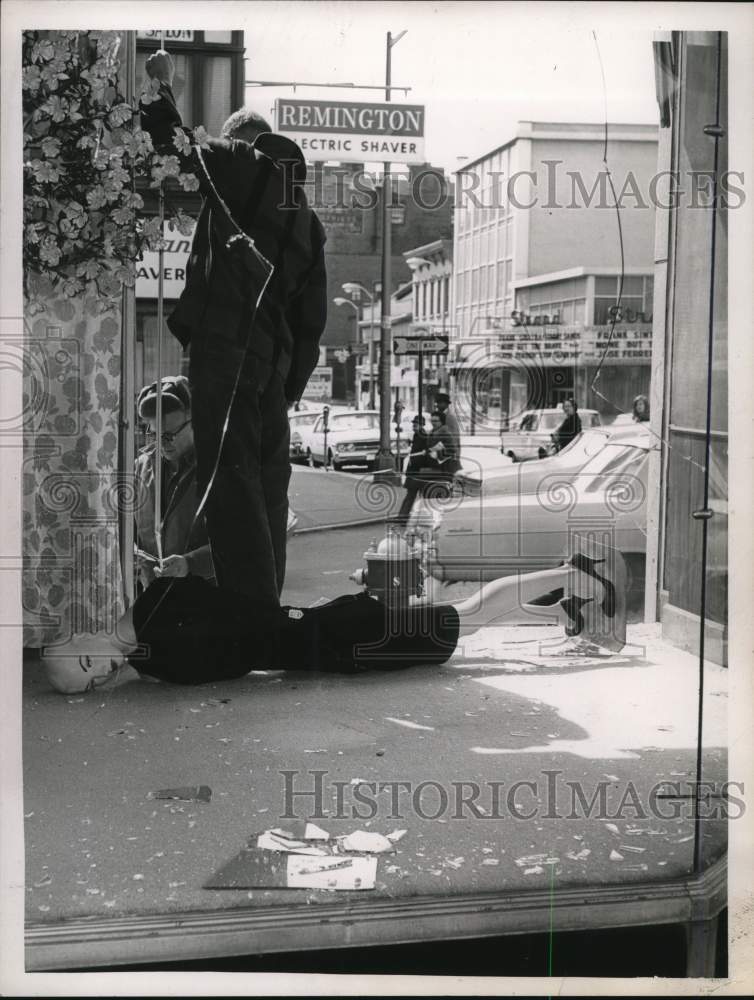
[23,615,727,943]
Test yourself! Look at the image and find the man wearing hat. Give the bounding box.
[134,376,214,591]
[434,392,462,474]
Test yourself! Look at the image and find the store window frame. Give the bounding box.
[136,31,245,135]
[593,274,655,325]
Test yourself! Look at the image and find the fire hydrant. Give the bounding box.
[349,527,424,606]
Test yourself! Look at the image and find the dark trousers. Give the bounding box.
[189,345,290,605]
[397,468,451,525]
[397,475,422,524]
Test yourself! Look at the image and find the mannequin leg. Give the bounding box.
[450,545,627,650]
[452,567,569,635]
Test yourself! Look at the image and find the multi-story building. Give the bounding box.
[321,162,452,401]
[392,239,454,413]
[449,121,658,431]
[355,283,415,411]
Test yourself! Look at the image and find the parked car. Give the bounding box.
[609,412,637,427]
[289,408,325,461]
[305,409,412,471]
[462,427,619,498]
[430,427,652,602]
[500,408,602,461]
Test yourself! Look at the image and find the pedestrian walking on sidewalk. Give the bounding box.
[421,410,457,496]
[396,414,428,524]
[434,392,462,474]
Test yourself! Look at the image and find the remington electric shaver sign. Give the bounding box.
[275,99,426,163]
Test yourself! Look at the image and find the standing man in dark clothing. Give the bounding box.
[396,414,428,524]
[140,51,327,606]
[434,392,462,474]
[422,410,458,493]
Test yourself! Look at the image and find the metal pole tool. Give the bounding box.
[153,30,166,570]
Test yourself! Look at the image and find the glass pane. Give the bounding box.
[595,276,617,294]
[667,36,721,430]
[202,55,233,136]
[622,276,644,295]
[203,31,233,43]
[136,51,193,123]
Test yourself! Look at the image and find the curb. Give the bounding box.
[293,515,400,535]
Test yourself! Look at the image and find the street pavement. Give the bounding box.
[22,516,729,937]
[289,465,403,532]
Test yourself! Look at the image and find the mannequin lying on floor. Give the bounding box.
[43,545,627,694]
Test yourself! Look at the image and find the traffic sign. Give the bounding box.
[393,335,449,355]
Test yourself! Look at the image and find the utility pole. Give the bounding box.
[374,29,407,478]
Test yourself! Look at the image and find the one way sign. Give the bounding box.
[393,334,449,355]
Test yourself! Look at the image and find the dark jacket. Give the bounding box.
[134,446,215,588]
[406,429,429,475]
[425,425,457,473]
[140,85,327,402]
[553,412,582,451]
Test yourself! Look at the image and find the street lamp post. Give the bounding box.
[374,29,407,479]
[341,281,379,410]
[405,255,433,421]
[333,296,360,405]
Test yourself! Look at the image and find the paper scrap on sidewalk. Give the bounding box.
[151,786,212,803]
[208,821,403,891]
[384,717,435,731]
[566,848,591,861]
[339,831,395,854]
[256,830,327,855]
[287,855,376,890]
[515,853,559,868]
[205,848,375,890]
[304,822,330,841]
[609,849,624,861]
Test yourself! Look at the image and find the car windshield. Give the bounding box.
[541,413,564,429]
[576,443,648,495]
[290,413,319,426]
[329,414,379,431]
[519,414,538,431]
